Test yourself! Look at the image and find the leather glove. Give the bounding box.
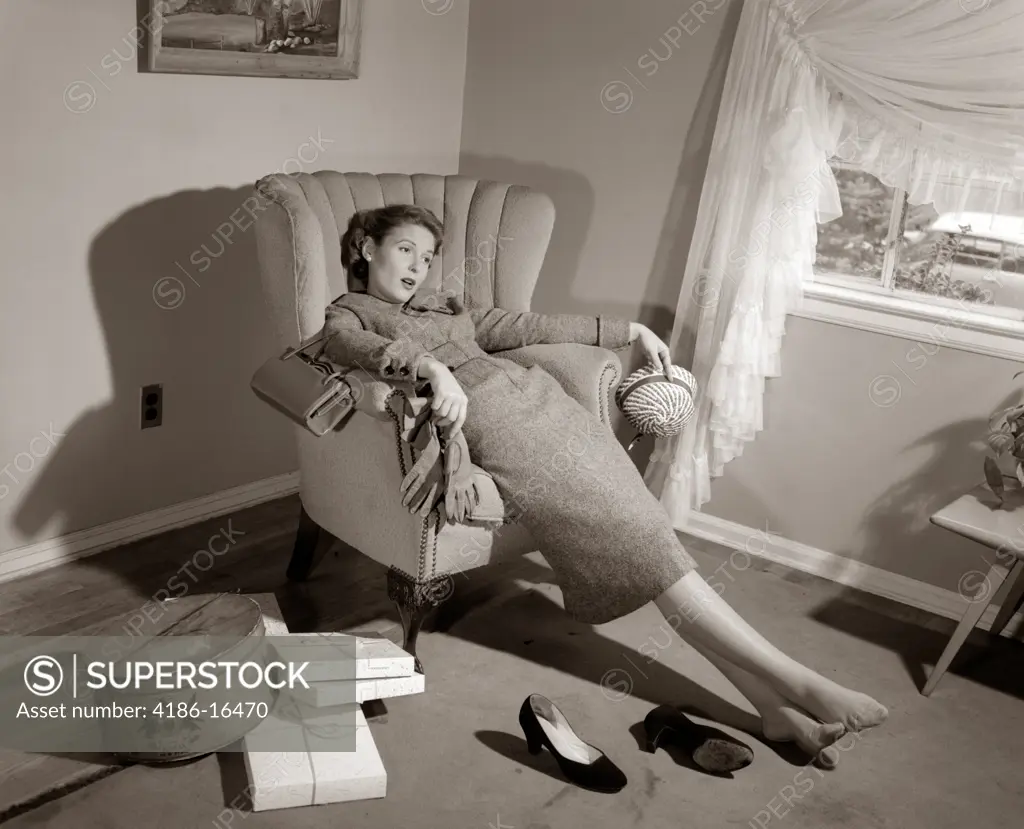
[400,417,445,517]
[399,395,432,443]
[440,431,480,526]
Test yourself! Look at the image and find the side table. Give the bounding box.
[923,481,1024,695]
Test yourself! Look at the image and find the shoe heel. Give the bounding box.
[643,726,665,754]
[519,711,544,755]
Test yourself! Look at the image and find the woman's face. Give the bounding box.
[363,223,437,303]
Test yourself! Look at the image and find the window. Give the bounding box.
[797,161,1024,358]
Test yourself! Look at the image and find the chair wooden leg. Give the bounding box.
[386,568,455,675]
[989,558,1024,638]
[286,504,331,582]
[922,561,1009,696]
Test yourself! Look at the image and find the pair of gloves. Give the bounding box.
[397,396,480,527]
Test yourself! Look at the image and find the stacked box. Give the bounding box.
[270,633,416,681]
[272,632,423,706]
[287,672,425,707]
[232,603,424,812]
[242,701,387,810]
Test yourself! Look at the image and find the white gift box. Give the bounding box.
[270,633,415,682]
[242,701,386,811]
[285,671,425,707]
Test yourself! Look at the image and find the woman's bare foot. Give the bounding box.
[654,575,889,738]
[759,704,846,769]
[787,672,888,734]
[676,632,853,768]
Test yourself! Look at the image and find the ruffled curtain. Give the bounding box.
[645,0,1024,528]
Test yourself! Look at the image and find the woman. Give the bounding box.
[322,204,887,764]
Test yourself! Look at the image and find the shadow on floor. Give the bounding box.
[270,537,850,772]
[811,587,1024,701]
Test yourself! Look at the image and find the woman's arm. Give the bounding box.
[469,308,634,353]
[322,305,439,382]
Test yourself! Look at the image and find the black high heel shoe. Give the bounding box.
[518,694,627,793]
[642,706,754,774]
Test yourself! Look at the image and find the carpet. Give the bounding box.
[3,550,1021,828]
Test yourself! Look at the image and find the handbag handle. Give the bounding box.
[281,331,332,362]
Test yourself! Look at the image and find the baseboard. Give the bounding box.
[682,511,1024,639]
[0,472,301,585]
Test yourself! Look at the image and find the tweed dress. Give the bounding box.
[322,290,697,625]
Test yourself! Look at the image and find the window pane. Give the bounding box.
[895,204,1024,309]
[814,166,895,284]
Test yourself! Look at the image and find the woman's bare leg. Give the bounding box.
[654,572,888,734]
[684,635,846,766]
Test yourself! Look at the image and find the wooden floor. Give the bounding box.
[0,494,568,641]
[0,493,559,822]
[0,492,1001,822]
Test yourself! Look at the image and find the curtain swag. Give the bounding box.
[646,0,1024,527]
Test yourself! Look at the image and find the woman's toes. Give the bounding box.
[803,722,845,768]
[762,709,847,764]
[850,700,888,732]
[804,721,845,752]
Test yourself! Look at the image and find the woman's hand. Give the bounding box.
[422,359,468,438]
[629,323,673,376]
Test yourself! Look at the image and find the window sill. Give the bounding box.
[793,280,1024,361]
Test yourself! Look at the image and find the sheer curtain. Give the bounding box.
[644,0,1024,528]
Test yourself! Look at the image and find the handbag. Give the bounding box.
[615,362,697,452]
[250,331,355,437]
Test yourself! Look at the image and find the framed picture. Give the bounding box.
[148,0,361,80]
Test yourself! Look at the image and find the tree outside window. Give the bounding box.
[814,165,1024,311]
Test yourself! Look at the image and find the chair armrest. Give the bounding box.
[494,343,622,426]
[341,369,422,423]
[302,400,515,582]
[330,371,509,529]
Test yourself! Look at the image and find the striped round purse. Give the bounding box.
[614,363,697,451]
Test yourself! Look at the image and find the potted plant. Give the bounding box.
[983,372,1024,503]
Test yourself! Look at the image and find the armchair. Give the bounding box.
[252,172,624,672]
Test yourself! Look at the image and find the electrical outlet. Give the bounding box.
[141,384,163,429]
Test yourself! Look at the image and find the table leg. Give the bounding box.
[922,561,1010,696]
[989,558,1024,638]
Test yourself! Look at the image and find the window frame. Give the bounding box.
[794,160,1024,360]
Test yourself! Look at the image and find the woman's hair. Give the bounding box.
[340,204,444,284]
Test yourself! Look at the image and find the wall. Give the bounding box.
[458,0,1019,600]
[0,0,469,558]
[2,0,1005,601]
[704,316,1023,593]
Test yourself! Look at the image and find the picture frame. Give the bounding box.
[148,0,361,80]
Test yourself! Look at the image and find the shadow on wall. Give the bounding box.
[855,416,997,581]
[810,406,1024,697]
[11,184,292,594]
